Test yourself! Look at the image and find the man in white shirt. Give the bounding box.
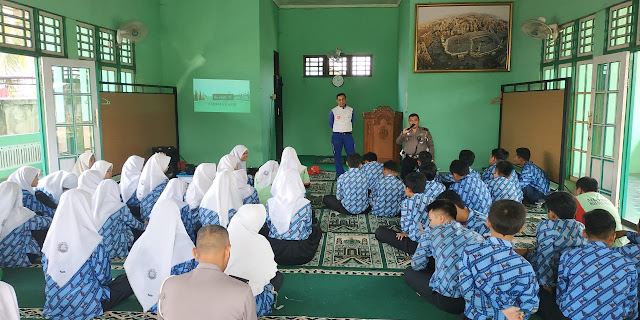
[329,93,355,177]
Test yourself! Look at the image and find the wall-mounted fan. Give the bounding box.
[327,47,342,63]
[117,20,148,45]
[522,17,558,41]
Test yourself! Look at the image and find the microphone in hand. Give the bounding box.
[404,123,415,133]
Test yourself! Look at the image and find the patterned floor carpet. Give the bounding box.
[314,156,346,165]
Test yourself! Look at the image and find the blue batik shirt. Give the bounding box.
[465,208,489,236]
[178,204,197,243]
[148,259,199,312]
[450,175,492,214]
[125,192,141,208]
[336,167,369,214]
[440,168,481,184]
[266,203,312,240]
[22,189,55,217]
[529,219,587,288]
[43,243,111,320]
[0,215,51,267]
[481,163,518,183]
[256,284,275,317]
[487,176,524,202]
[140,180,168,222]
[369,174,405,217]
[412,221,484,298]
[198,207,237,227]
[361,161,383,190]
[424,180,446,204]
[98,206,146,259]
[401,193,431,242]
[519,162,550,195]
[613,231,640,298]
[557,241,638,320]
[35,188,59,206]
[459,237,539,320]
[242,188,260,205]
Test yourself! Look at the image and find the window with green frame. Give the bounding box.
[0,1,34,51]
[578,15,595,57]
[98,28,116,63]
[120,69,134,92]
[119,37,133,66]
[38,11,63,56]
[101,67,117,92]
[76,22,95,60]
[543,35,556,63]
[608,1,633,50]
[559,23,575,60]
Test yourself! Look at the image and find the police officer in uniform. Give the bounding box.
[396,113,435,179]
[329,93,355,177]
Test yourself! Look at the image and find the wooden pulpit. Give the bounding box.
[362,106,403,164]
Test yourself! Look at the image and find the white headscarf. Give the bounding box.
[225,204,277,296]
[256,160,279,189]
[124,199,194,312]
[92,180,126,230]
[233,170,254,200]
[71,151,94,176]
[185,163,217,210]
[230,145,248,170]
[120,155,145,203]
[42,189,102,287]
[200,170,243,228]
[137,153,170,201]
[77,169,104,198]
[159,178,188,209]
[8,166,40,194]
[37,171,78,202]
[0,281,19,320]
[267,169,309,234]
[279,147,306,174]
[91,160,113,179]
[0,181,36,240]
[217,154,240,172]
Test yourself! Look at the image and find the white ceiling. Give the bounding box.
[272,0,401,8]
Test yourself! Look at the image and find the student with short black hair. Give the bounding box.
[440,150,482,184]
[481,148,518,182]
[486,161,523,202]
[514,147,550,204]
[361,152,383,191]
[417,152,441,182]
[574,176,626,246]
[556,209,638,320]
[419,162,446,203]
[436,190,488,236]
[459,200,539,320]
[322,153,369,215]
[369,161,405,217]
[448,159,492,214]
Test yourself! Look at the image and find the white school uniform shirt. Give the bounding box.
[331,105,353,132]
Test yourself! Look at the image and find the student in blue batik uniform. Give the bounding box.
[459,200,539,320]
[119,155,145,216]
[417,151,440,182]
[404,199,484,314]
[185,163,217,212]
[36,170,78,210]
[555,209,638,320]
[159,178,196,242]
[487,161,523,202]
[8,166,56,217]
[124,199,198,312]
[613,225,640,299]
[0,181,51,267]
[419,162,445,202]
[266,169,322,265]
[199,170,243,228]
[436,190,489,237]
[369,160,406,217]
[482,148,517,183]
[440,150,481,186]
[218,154,260,205]
[42,189,133,320]
[226,205,283,317]
[323,153,370,215]
[329,93,355,177]
[527,191,587,320]
[137,153,171,222]
[375,172,430,254]
[448,160,492,214]
[361,152,383,191]
[92,180,145,259]
[514,147,550,204]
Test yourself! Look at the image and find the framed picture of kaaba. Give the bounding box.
[414,2,513,72]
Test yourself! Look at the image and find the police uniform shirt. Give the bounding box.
[395,127,435,158]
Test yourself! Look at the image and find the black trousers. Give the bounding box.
[374,227,418,254]
[322,195,370,215]
[401,157,418,180]
[267,225,323,266]
[537,288,569,320]
[404,267,465,315]
[101,274,134,311]
[270,271,284,291]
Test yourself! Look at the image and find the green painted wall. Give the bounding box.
[278,7,399,156]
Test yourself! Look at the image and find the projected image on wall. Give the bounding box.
[193,79,250,113]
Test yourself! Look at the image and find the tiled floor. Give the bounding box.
[624,174,640,223]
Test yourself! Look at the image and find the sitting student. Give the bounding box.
[0,181,52,267]
[375,172,429,254]
[199,170,243,227]
[218,155,259,205]
[514,147,550,204]
[555,209,638,320]
[613,224,640,296]
[440,150,481,185]
[0,281,20,320]
[36,170,78,210]
[266,169,322,265]
[278,147,310,187]
[137,153,171,222]
[124,199,198,312]
[225,205,283,317]
[436,190,488,236]
[459,200,539,320]
[159,178,196,242]
[230,145,249,170]
[448,160,492,214]
[92,180,146,259]
[119,155,145,215]
[77,169,104,199]
[369,160,406,217]
[405,199,484,314]
[574,176,627,247]
[255,160,279,205]
[361,152,383,190]
[417,151,439,182]
[323,153,369,215]
[185,163,217,211]
[91,160,113,179]
[71,150,95,176]
[420,162,446,201]
[487,161,523,202]
[528,191,587,320]
[42,189,133,320]
[157,225,258,320]
[9,166,55,217]
[482,148,517,182]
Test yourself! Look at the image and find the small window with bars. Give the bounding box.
[351,55,372,76]
[304,56,324,77]
[76,22,95,60]
[100,67,117,92]
[119,37,133,66]
[120,69,134,93]
[0,1,34,50]
[608,1,633,50]
[99,28,116,63]
[543,66,556,89]
[558,23,575,60]
[38,11,63,55]
[543,35,555,63]
[328,58,347,76]
[578,15,595,56]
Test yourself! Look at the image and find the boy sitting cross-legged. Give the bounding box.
[322,153,370,215]
[487,160,523,202]
[361,152,383,191]
[436,190,489,236]
[448,159,492,214]
[369,160,406,217]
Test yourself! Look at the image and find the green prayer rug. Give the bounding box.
[314,156,345,165]
[322,233,384,269]
[318,209,369,233]
[309,171,337,181]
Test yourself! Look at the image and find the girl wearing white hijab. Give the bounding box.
[77,169,104,199]
[124,199,197,312]
[36,170,78,205]
[8,166,55,216]
[137,153,171,222]
[255,160,279,205]
[184,163,217,211]
[198,170,243,228]
[218,154,259,205]
[120,155,145,207]
[0,181,51,267]
[42,189,133,320]
[92,180,145,259]
[71,150,95,176]
[0,281,20,320]
[229,145,249,170]
[91,160,114,179]
[266,169,322,266]
[158,178,195,242]
[278,147,310,187]
[225,204,281,317]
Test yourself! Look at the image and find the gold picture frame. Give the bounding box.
[414,2,513,73]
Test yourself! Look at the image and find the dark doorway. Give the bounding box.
[274,51,283,160]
